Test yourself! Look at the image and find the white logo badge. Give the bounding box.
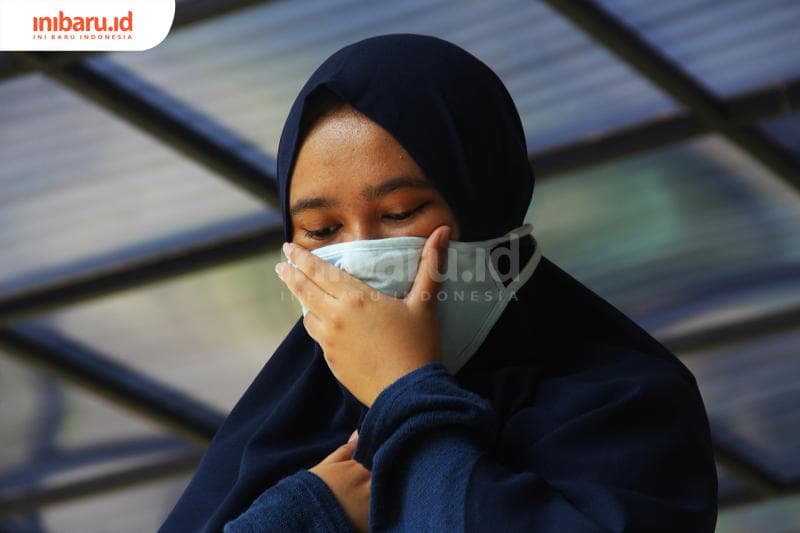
[0,0,175,51]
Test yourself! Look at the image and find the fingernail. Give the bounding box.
[348,429,359,443]
[440,226,451,246]
[282,242,293,256]
[275,262,285,277]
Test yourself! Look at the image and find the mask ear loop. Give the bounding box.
[445,227,542,374]
[503,235,542,297]
[447,223,534,250]
[482,224,538,285]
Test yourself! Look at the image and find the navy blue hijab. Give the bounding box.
[160,34,717,532]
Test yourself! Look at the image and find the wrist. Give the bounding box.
[371,360,444,407]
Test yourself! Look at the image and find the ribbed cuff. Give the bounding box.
[352,362,493,470]
[297,470,355,532]
[224,469,353,533]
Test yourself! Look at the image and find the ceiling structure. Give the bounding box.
[1,0,799,530]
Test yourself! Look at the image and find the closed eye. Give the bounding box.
[303,224,341,240]
[382,201,430,221]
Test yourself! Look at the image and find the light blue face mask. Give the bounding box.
[286,223,541,374]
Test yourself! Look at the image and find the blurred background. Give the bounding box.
[1,0,799,531]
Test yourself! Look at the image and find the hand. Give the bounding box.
[309,431,370,532]
[276,225,451,407]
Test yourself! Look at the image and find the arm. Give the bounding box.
[223,469,354,533]
[352,361,717,532]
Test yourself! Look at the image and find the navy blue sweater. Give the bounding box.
[225,362,490,531]
[224,355,714,532]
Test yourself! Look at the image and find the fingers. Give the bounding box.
[319,430,360,465]
[320,440,357,465]
[301,310,324,342]
[276,260,335,316]
[282,242,364,299]
[407,225,450,304]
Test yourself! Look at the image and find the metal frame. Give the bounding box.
[0,325,225,445]
[665,302,800,354]
[541,0,800,193]
[0,449,204,518]
[15,54,279,205]
[534,77,800,177]
[0,214,284,325]
[0,0,799,519]
[0,436,197,518]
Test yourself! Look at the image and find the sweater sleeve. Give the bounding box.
[223,469,354,533]
[351,362,496,531]
[351,361,717,532]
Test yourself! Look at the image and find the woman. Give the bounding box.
[160,34,718,532]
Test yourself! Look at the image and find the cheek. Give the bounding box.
[402,204,460,237]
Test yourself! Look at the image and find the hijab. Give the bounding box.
[160,34,716,532]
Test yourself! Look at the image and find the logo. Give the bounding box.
[32,10,135,41]
[0,0,175,51]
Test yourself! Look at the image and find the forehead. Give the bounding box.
[289,110,427,196]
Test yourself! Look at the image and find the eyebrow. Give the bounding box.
[290,196,335,217]
[362,176,433,200]
[290,176,432,216]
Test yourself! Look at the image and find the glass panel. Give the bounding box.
[761,113,800,157]
[0,354,170,460]
[0,73,265,295]
[716,463,753,506]
[528,135,800,337]
[40,474,191,533]
[26,248,299,412]
[598,0,800,96]
[0,354,184,531]
[683,328,800,483]
[717,493,800,533]
[0,355,40,472]
[110,0,677,154]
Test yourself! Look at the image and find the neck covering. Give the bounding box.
[159,34,715,532]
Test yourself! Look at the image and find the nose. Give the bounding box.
[346,221,382,242]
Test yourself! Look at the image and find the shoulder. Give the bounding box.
[534,341,705,422]
[498,343,715,483]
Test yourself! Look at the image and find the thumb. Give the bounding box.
[407,225,450,305]
[319,439,356,465]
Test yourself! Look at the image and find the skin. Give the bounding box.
[274,105,461,532]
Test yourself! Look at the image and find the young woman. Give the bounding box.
[160,34,718,532]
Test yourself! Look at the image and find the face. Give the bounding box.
[288,106,461,249]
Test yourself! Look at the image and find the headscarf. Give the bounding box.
[160,34,716,532]
[277,33,533,243]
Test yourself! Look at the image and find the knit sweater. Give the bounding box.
[224,355,716,532]
[224,362,492,532]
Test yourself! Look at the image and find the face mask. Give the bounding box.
[287,223,541,374]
